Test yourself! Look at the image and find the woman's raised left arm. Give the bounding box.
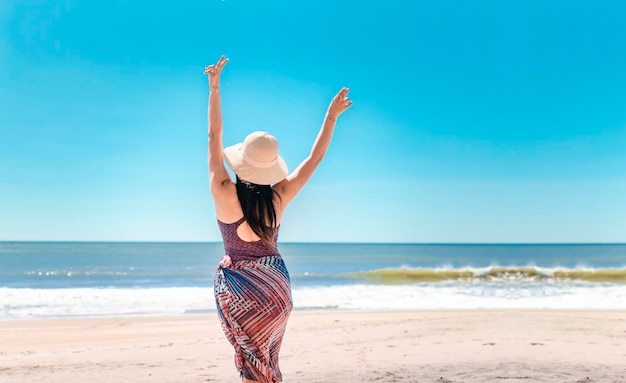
[204,56,231,195]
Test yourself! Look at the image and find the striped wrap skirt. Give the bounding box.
[214,255,293,383]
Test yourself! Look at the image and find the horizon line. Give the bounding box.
[1,240,625,246]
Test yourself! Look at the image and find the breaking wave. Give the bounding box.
[347,266,626,283]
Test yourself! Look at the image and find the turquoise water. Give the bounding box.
[1,242,625,318]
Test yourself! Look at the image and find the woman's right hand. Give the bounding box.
[326,87,353,120]
[204,55,229,90]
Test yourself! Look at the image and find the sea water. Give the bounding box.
[1,242,625,319]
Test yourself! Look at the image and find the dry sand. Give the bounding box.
[1,310,625,383]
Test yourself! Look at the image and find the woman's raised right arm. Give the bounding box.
[274,87,352,206]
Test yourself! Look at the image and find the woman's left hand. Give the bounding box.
[204,55,229,90]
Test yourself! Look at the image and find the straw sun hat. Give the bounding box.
[223,131,288,185]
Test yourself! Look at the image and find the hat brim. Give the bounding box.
[223,143,288,185]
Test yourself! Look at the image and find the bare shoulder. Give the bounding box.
[212,178,236,200]
[211,179,241,219]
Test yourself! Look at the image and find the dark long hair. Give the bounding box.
[235,176,281,251]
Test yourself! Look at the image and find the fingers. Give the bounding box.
[204,55,229,74]
[327,87,353,117]
[339,98,352,112]
[333,87,351,105]
[334,97,351,108]
[217,55,229,69]
[335,87,349,99]
[334,87,350,101]
[204,65,215,75]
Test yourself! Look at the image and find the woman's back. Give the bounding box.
[218,216,280,262]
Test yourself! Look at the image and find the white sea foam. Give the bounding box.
[0,287,214,319]
[1,282,625,320]
[293,283,626,310]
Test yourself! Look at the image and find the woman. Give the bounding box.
[205,55,352,383]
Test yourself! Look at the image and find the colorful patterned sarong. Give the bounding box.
[214,255,292,383]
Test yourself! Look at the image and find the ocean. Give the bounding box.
[1,242,625,319]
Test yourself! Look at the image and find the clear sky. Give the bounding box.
[1,0,625,243]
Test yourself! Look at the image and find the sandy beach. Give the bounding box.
[1,310,624,383]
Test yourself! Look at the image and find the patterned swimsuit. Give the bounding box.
[214,217,292,383]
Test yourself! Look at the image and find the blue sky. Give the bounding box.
[1,0,625,243]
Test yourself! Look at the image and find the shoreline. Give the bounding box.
[5,306,626,323]
[1,310,625,382]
